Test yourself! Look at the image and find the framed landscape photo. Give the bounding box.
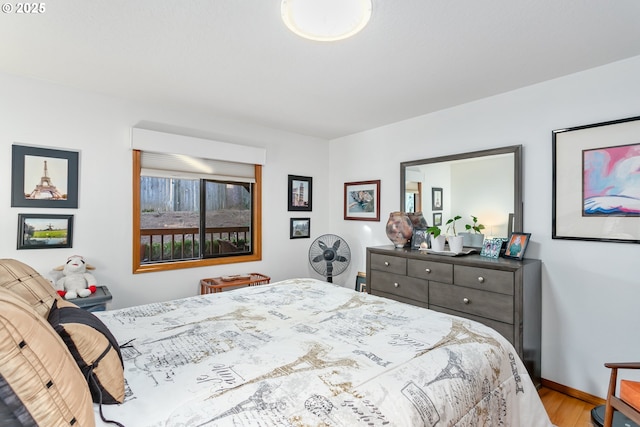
[344,180,380,221]
[11,144,79,208]
[431,187,443,211]
[17,213,73,249]
[290,218,310,239]
[552,116,640,243]
[288,175,312,211]
[433,212,442,226]
[503,232,530,260]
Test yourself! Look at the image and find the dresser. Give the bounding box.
[366,245,541,385]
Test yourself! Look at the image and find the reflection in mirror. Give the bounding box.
[401,145,522,240]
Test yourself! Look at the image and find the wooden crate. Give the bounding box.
[200,273,270,294]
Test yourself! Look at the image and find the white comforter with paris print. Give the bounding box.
[94,278,552,426]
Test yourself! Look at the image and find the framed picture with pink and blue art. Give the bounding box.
[552,115,640,244]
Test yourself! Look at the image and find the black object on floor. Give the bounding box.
[591,404,640,427]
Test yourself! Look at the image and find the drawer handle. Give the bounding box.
[394,282,399,288]
[384,261,390,266]
[463,297,470,304]
[425,268,431,273]
[477,276,485,283]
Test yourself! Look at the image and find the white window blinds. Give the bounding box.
[131,127,266,182]
[140,152,255,182]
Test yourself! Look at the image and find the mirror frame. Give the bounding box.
[400,145,523,235]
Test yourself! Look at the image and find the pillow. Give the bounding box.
[0,258,59,318]
[48,300,125,405]
[0,287,94,427]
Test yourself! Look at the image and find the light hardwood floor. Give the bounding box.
[539,387,598,427]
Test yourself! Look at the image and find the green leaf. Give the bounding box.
[427,226,441,238]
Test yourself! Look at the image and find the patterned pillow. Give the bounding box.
[0,258,59,318]
[0,287,94,426]
[47,300,125,404]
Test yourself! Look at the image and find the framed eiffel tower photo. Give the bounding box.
[11,145,79,208]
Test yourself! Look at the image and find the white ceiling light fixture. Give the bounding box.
[281,0,372,42]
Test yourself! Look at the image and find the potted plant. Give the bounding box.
[445,215,464,253]
[427,225,446,252]
[463,215,485,247]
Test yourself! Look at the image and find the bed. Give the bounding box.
[91,278,553,426]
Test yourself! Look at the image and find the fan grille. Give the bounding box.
[308,234,351,281]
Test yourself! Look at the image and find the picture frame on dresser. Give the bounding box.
[503,232,530,260]
[480,237,502,259]
[411,228,429,250]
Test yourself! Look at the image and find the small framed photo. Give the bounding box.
[411,228,430,250]
[290,218,310,239]
[431,187,443,211]
[11,144,79,208]
[480,239,492,257]
[355,272,367,292]
[480,237,503,259]
[288,175,312,211]
[17,213,73,250]
[491,238,504,258]
[432,212,442,226]
[344,180,380,221]
[503,232,531,260]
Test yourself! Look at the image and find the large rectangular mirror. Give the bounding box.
[401,145,522,240]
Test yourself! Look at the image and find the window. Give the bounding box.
[132,150,262,273]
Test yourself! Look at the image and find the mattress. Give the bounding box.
[94,278,552,426]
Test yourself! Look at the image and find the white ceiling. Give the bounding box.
[2,1,640,140]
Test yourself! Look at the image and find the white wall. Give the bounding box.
[0,72,332,309]
[329,55,640,399]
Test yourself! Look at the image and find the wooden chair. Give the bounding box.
[603,362,640,427]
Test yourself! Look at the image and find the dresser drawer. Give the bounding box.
[429,282,513,324]
[369,271,428,304]
[370,253,406,275]
[454,265,514,295]
[407,259,453,283]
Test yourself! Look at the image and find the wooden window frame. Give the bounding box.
[132,150,262,274]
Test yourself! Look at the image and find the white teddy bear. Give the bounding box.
[54,255,98,299]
